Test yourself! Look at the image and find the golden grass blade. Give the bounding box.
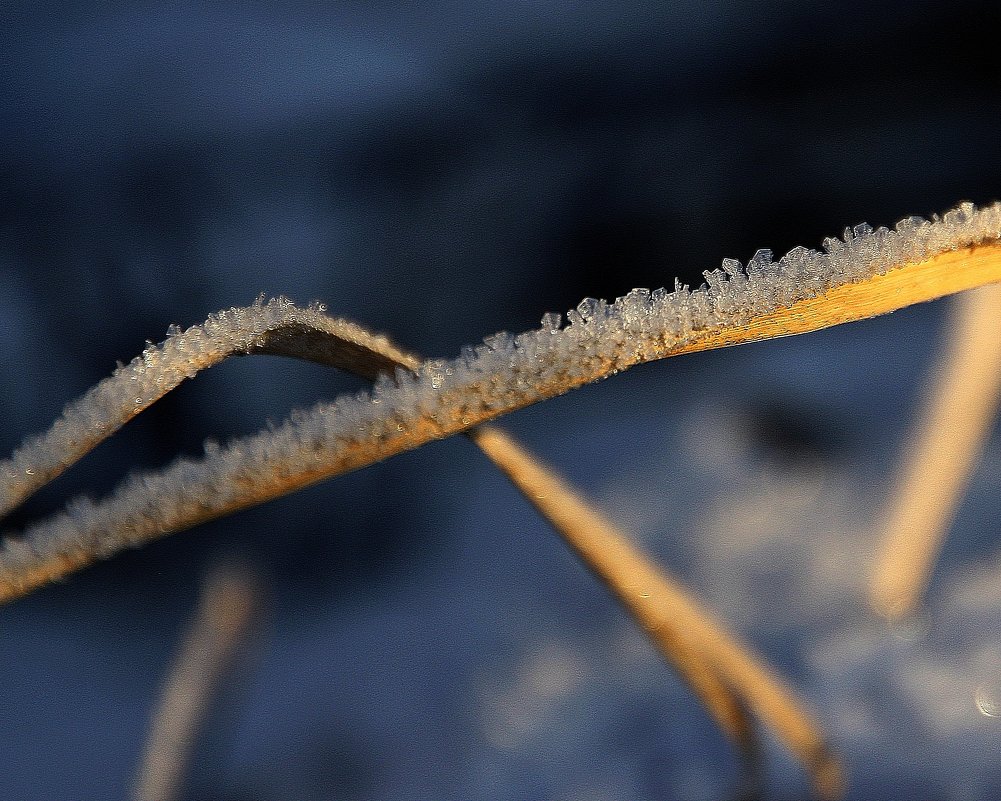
[870,283,1001,620]
[670,245,1001,357]
[133,560,261,801]
[0,296,421,520]
[0,294,761,778]
[467,434,764,793]
[471,431,764,793]
[470,427,843,801]
[2,205,1001,602]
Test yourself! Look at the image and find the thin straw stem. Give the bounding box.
[133,560,261,801]
[470,427,842,800]
[870,283,1001,619]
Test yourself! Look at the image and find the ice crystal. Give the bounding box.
[1,202,1000,593]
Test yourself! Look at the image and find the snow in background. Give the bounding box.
[2,2,1001,799]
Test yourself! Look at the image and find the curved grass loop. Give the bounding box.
[1,217,1000,603]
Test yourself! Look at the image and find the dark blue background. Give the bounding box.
[3,2,1001,799]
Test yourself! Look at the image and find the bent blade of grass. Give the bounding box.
[2,204,1001,603]
[133,559,262,801]
[0,295,421,520]
[0,295,760,775]
[470,426,842,800]
[870,282,1001,620]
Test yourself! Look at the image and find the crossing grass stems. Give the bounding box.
[3,201,1001,799]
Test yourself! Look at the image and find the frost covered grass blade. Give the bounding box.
[0,296,420,520]
[1,202,1001,604]
[0,290,773,789]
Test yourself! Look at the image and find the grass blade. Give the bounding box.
[470,427,842,800]
[2,204,1000,602]
[0,296,420,520]
[133,559,261,801]
[0,294,763,780]
[870,283,1001,619]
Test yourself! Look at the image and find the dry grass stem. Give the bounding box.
[0,298,420,520]
[133,560,261,801]
[670,245,1001,356]
[870,283,1001,620]
[0,295,760,774]
[470,430,763,791]
[1,206,1000,603]
[470,427,842,800]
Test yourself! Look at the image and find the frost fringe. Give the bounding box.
[1,201,1001,596]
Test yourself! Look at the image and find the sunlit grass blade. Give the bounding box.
[470,427,842,800]
[870,283,1001,620]
[0,297,762,779]
[133,559,262,801]
[473,426,765,791]
[1,204,1000,603]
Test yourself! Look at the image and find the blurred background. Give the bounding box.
[2,1,1001,799]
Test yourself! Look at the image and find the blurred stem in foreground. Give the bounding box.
[870,283,1001,620]
[133,559,263,801]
